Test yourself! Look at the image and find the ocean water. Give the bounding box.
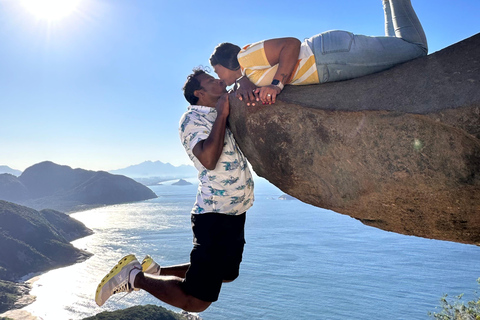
[22,178,480,320]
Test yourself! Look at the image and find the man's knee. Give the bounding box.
[222,271,239,283]
[183,297,211,313]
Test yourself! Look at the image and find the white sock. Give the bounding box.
[129,267,142,289]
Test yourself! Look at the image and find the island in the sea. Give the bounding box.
[172,179,193,186]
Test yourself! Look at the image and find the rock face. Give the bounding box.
[228,33,480,245]
[0,161,158,212]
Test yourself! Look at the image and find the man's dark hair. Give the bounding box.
[183,67,208,105]
[209,42,241,71]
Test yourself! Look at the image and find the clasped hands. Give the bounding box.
[233,78,281,106]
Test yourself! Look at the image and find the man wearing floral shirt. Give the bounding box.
[95,68,254,313]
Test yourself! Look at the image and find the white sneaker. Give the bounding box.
[95,254,141,306]
[141,255,161,275]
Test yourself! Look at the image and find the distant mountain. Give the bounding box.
[0,200,93,281]
[0,161,157,212]
[0,166,22,177]
[0,174,29,202]
[110,161,197,179]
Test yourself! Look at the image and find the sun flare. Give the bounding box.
[21,0,82,20]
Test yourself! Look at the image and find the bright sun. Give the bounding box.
[21,0,82,20]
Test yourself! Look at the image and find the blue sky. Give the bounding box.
[1,0,479,171]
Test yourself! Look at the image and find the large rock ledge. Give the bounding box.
[228,33,480,245]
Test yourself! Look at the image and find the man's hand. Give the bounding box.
[255,85,282,105]
[216,93,230,118]
[234,76,259,106]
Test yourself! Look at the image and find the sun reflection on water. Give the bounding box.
[22,185,196,319]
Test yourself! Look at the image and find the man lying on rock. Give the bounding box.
[210,0,428,106]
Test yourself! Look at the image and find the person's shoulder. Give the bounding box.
[239,40,265,54]
[180,106,199,120]
[179,108,196,132]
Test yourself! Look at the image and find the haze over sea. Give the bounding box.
[23,178,479,320]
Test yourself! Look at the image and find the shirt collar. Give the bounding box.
[189,105,216,115]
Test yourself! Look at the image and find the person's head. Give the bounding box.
[183,67,227,107]
[210,43,242,86]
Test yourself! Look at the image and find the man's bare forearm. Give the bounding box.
[192,113,228,170]
[193,94,230,170]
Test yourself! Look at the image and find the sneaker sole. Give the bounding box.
[95,254,137,306]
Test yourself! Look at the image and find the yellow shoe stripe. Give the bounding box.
[95,254,137,305]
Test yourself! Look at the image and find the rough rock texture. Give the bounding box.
[228,33,480,245]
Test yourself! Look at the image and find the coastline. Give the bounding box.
[0,277,38,320]
[0,243,93,320]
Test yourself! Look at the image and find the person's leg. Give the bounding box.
[310,0,427,83]
[142,255,190,278]
[383,0,395,37]
[135,212,246,312]
[389,0,428,52]
[144,258,237,283]
[95,255,209,311]
[134,273,211,312]
[160,263,190,278]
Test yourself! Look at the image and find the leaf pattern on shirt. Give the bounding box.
[221,176,239,186]
[180,116,190,133]
[222,159,240,171]
[193,205,205,214]
[203,198,218,206]
[189,131,199,143]
[208,186,227,196]
[230,195,245,205]
[241,161,248,171]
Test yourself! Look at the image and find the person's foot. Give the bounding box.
[95,254,141,306]
[141,255,161,275]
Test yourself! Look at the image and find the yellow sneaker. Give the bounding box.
[95,254,141,306]
[141,255,161,275]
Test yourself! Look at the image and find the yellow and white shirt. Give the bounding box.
[237,39,319,86]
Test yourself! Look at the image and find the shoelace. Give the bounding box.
[112,281,131,295]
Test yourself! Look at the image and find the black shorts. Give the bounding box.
[182,212,246,302]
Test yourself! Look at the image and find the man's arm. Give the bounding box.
[234,76,259,106]
[192,94,229,170]
[256,37,301,104]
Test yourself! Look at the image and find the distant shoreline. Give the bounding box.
[0,232,94,319]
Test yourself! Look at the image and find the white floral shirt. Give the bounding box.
[179,105,254,215]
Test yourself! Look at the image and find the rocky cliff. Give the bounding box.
[228,33,480,245]
[0,161,158,212]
